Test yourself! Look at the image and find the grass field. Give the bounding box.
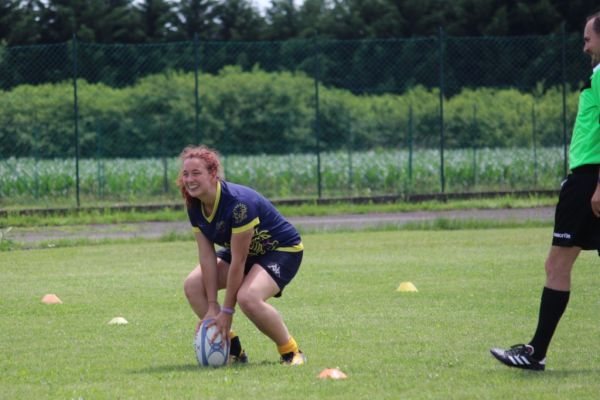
[2,228,599,399]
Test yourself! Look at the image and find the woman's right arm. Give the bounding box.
[195,231,221,318]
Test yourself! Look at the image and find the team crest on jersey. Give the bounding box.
[216,221,226,233]
[233,203,248,224]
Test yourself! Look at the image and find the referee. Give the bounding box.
[490,11,600,371]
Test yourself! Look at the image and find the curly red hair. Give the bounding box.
[176,145,224,208]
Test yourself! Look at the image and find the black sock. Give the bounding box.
[529,286,570,359]
[230,335,242,357]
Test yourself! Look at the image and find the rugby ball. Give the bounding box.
[194,319,230,367]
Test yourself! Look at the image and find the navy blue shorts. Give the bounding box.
[552,164,600,251]
[216,248,303,297]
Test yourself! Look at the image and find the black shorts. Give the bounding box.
[552,164,600,250]
[216,248,303,297]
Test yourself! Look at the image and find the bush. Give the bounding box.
[0,67,577,159]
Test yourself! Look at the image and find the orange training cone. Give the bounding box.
[318,368,348,380]
[41,294,63,304]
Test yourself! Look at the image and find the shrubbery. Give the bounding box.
[0,66,578,158]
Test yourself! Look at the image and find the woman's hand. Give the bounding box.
[208,311,233,343]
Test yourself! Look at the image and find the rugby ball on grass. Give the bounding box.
[194,318,230,367]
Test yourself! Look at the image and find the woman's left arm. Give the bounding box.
[214,228,253,338]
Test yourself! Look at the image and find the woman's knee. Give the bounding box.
[236,286,260,313]
[184,267,204,299]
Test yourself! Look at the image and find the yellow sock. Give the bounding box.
[229,329,237,340]
[277,336,299,355]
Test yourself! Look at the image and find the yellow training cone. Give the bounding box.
[396,282,418,292]
[108,317,129,325]
[41,294,63,304]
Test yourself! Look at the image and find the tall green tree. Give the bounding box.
[1,0,46,44]
[0,0,20,42]
[324,0,400,39]
[102,0,144,43]
[444,0,592,36]
[135,0,179,42]
[34,0,140,43]
[388,0,446,36]
[175,0,219,40]
[295,0,331,37]
[444,0,511,36]
[508,0,562,35]
[264,0,300,40]
[555,0,599,33]
[213,0,265,40]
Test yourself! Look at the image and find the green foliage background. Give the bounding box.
[0,67,579,158]
[0,0,597,45]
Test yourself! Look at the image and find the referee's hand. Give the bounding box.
[592,185,600,217]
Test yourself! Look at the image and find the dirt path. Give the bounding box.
[7,207,554,245]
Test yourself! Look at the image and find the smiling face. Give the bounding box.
[584,17,600,68]
[176,146,223,207]
[181,157,218,199]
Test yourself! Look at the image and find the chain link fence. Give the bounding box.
[0,29,590,207]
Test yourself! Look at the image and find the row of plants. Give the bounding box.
[0,147,565,204]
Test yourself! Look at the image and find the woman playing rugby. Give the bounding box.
[177,145,306,365]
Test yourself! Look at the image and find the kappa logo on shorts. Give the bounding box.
[266,263,281,277]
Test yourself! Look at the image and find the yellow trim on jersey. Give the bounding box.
[275,242,304,252]
[192,226,200,233]
[202,180,221,223]
[232,216,260,233]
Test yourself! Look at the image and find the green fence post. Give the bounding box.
[471,104,477,187]
[407,105,413,190]
[163,155,169,195]
[347,127,354,194]
[194,33,201,144]
[313,35,322,199]
[438,27,446,194]
[95,120,104,198]
[532,101,538,186]
[33,124,39,199]
[159,117,168,194]
[71,35,81,207]
[561,23,568,177]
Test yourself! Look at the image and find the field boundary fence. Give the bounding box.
[0,27,590,208]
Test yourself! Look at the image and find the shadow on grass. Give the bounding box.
[131,360,279,374]
[131,363,204,374]
[491,368,600,378]
[525,369,600,377]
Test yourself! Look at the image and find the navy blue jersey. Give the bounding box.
[187,180,303,256]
